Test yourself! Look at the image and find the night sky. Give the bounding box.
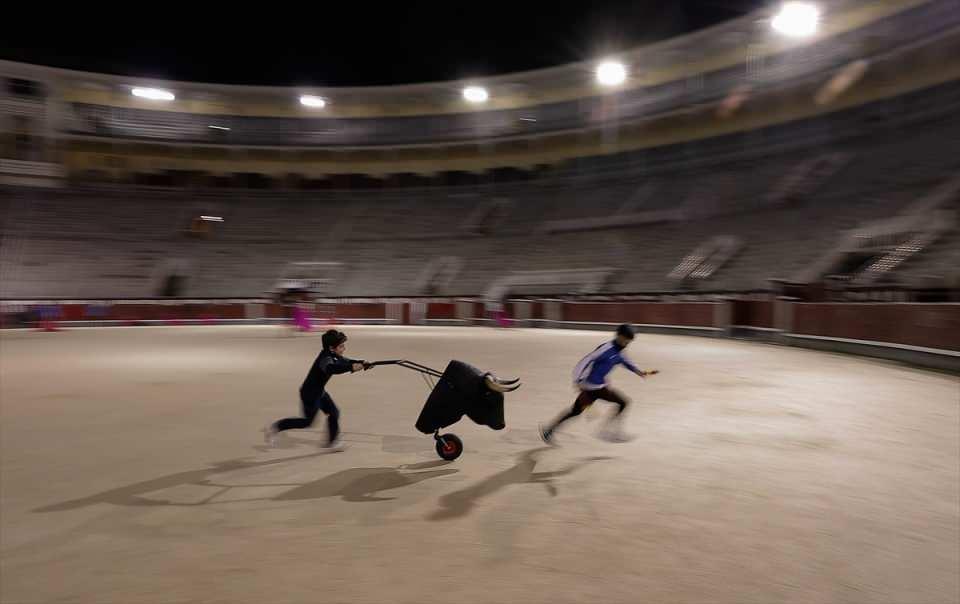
[2,1,763,86]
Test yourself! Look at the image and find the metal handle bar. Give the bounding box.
[367,359,443,378]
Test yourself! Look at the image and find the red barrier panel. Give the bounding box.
[792,303,960,351]
[334,303,386,320]
[426,303,457,320]
[207,304,246,319]
[104,303,245,321]
[108,304,165,321]
[13,301,392,323]
[731,300,774,328]
[264,303,286,319]
[60,304,87,321]
[562,302,717,327]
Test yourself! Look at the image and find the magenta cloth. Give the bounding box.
[292,306,312,331]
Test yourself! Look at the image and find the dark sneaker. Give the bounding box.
[321,440,347,453]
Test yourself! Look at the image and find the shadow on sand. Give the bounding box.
[35,452,457,511]
[276,460,456,503]
[427,447,614,521]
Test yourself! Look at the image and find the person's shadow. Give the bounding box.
[427,447,613,521]
[34,455,456,511]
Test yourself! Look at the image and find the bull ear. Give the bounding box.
[484,375,521,393]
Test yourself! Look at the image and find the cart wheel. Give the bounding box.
[435,433,463,461]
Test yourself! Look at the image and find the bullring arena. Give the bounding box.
[3,1,960,601]
[2,324,957,604]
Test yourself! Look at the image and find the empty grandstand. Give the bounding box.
[1,0,958,303]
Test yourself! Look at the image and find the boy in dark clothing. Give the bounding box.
[264,329,370,450]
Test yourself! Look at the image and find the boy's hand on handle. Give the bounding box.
[639,369,660,378]
[362,361,374,370]
[352,362,366,372]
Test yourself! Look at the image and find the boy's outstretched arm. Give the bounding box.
[322,357,366,375]
[621,355,658,378]
[342,356,373,371]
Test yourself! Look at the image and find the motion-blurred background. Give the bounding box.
[1,0,958,359]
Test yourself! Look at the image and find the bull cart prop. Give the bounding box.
[367,359,521,461]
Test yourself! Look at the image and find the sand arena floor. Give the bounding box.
[1,325,957,604]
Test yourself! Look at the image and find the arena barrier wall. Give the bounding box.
[537,299,959,372]
[789,303,960,351]
[2,298,957,371]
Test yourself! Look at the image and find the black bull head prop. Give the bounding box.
[415,360,521,434]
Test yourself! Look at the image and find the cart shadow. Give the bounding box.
[34,453,457,511]
[275,464,457,503]
[427,447,615,521]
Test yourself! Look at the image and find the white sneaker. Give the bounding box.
[598,427,635,443]
[263,425,279,448]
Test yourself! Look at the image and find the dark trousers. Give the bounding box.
[273,392,340,445]
[544,386,628,434]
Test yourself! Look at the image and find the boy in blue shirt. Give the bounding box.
[540,324,658,444]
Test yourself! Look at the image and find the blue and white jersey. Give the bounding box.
[572,341,639,390]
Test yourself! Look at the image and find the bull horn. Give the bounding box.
[487,372,519,385]
[485,374,522,393]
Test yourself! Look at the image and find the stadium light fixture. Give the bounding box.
[462,86,489,103]
[771,2,820,37]
[131,87,175,101]
[596,60,627,87]
[299,95,327,108]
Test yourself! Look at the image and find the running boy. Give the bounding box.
[540,323,658,444]
[264,329,370,450]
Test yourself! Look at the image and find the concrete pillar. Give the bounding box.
[714,299,732,335]
[245,303,264,321]
[774,297,796,335]
[544,300,563,323]
[511,299,531,327]
[455,299,473,322]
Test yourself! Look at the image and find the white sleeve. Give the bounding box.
[572,343,608,384]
